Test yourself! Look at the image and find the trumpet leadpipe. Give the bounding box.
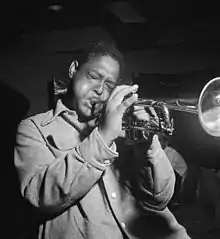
[165,101,198,114]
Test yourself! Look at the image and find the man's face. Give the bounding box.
[72,55,120,120]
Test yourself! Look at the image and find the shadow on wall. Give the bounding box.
[0,80,30,238]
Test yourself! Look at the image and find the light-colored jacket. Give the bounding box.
[14,100,185,239]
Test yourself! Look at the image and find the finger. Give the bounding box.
[121,93,138,111]
[148,106,157,117]
[110,84,139,104]
[133,109,147,114]
[118,129,126,138]
[149,134,162,150]
[108,84,131,101]
[148,106,159,123]
[133,105,145,111]
[133,105,147,114]
[133,110,150,121]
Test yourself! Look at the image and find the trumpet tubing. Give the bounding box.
[135,98,198,114]
[164,101,198,114]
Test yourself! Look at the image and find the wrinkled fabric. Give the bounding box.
[164,147,187,178]
[164,146,188,203]
[14,100,188,239]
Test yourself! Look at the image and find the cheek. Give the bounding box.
[103,89,111,100]
[74,79,92,98]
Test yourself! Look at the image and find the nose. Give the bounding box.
[94,81,104,95]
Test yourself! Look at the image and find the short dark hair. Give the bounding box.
[77,40,125,83]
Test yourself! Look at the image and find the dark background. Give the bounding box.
[1,1,220,238]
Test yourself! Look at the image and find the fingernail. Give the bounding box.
[132,85,139,92]
[153,135,158,141]
[134,93,138,98]
[147,149,153,154]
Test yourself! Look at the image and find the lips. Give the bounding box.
[93,102,103,112]
[89,99,104,114]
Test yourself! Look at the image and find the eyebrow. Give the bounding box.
[89,69,117,84]
[90,69,104,77]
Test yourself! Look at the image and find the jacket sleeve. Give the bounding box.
[14,119,118,214]
[133,144,175,212]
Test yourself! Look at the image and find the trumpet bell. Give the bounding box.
[198,77,220,137]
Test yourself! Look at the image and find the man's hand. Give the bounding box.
[98,84,138,146]
[147,135,166,165]
[125,103,159,146]
[129,104,164,163]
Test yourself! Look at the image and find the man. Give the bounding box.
[14,41,189,238]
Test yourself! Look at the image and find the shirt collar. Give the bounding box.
[40,99,77,126]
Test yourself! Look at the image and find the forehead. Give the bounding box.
[82,55,120,79]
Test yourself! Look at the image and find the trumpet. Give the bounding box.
[122,98,176,141]
[122,77,220,141]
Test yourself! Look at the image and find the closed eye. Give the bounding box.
[105,81,116,90]
[88,73,98,79]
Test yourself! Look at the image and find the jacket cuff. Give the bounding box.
[77,127,119,171]
[139,167,175,211]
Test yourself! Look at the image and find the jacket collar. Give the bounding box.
[40,99,77,126]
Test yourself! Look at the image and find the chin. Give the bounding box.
[78,110,96,122]
[78,104,101,122]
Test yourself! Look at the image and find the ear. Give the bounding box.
[69,60,79,78]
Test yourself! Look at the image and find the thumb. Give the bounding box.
[148,134,163,154]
